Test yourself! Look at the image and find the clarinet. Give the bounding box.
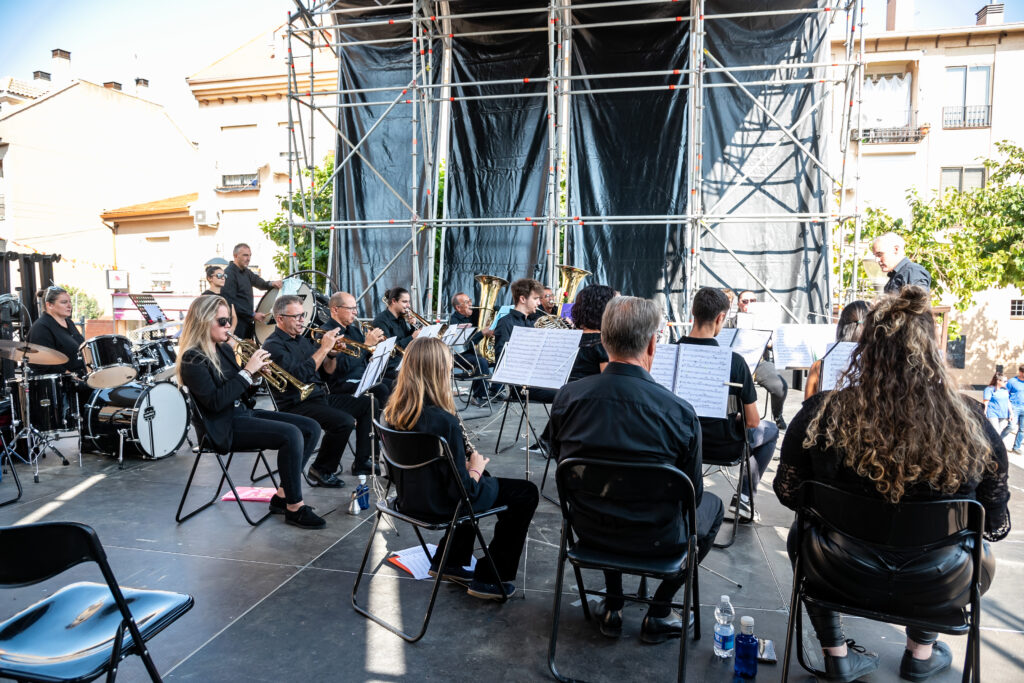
[455,410,477,458]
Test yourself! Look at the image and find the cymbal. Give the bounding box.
[136,319,183,335]
[0,340,69,365]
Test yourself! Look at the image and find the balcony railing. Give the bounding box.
[942,104,991,129]
[851,112,927,144]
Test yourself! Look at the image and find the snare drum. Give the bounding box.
[9,373,80,435]
[82,381,189,459]
[80,335,138,389]
[135,338,177,382]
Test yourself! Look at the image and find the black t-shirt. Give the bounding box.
[568,332,608,383]
[27,313,86,375]
[676,335,756,445]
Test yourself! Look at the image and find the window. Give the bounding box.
[943,65,991,128]
[0,194,5,221]
[940,167,985,194]
[220,173,259,189]
[1011,299,1024,319]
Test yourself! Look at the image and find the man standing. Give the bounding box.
[319,291,390,410]
[450,292,496,406]
[550,296,724,641]
[372,287,420,378]
[735,290,789,430]
[263,295,375,481]
[871,232,931,294]
[1007,364,1024,455]
[221,243,282,339]
[492,278,556,403]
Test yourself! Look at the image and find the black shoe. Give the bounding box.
[428,565,474,586]
[470,395,491,408]
[728,494,761,524]
[900,641,952,681]
[285,505,326,529]
[822,640,880,682]
[466,580,516,600]
[775,415,787,430]
[269,494,287,515]
[351,461,381,476]
[594,601,623,639]
[307,466,345,488]
[640,611,685,644]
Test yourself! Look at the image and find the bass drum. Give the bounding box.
[83,381,189,459]
[253,277,329,343]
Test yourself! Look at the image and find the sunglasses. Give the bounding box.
[215,317,232,327]
[739,298,756,304]
[212,273,226,280]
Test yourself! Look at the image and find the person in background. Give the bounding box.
[372,287,420,379]
[803,300,870,398]
[449,292,499,406]
[871,232,931,294]
[983,373,1012,442]
[220,243,282,339]
[28,286,86,377]
[735,291,789,430]
[566,284,616,382]
[1007,364,1024,455]
[201,265,236,331]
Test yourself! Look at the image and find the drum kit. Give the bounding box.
[0,320,189,483]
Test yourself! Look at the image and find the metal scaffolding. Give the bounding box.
[284,0,866,323]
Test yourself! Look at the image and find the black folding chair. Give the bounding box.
[782,481,986,682]
[351,421,509,643]
[0,521,194,682]
[452,350,495,413]
[0,436,23,508]
[175,393,279,527]
[702,404,757,549]
[548,458,701,683]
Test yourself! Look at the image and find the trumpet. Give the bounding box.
[309,327,376,358]
[380,295,434,332]
[229,333,315,401]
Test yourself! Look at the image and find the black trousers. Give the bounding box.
[456,350,491,397]
[230,409,321,504]
[286,394,370,473]
[754,360,788,419]
[603,493,724,615]
[432,477,539,584]
[333,381,391,415]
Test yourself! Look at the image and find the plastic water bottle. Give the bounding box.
[713,595,736,658]
[356,475,370,510]
[735,616,758,678]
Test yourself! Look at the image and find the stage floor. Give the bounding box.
[1,388,1022,682]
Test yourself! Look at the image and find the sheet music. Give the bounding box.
[416,323,444,339]
[280,277,302,296]
[715,328,738,347]
[820,341,858,392]
[772,324,837,369]
[650,344,679,392]
[675,344,732,418]
[490,327,583,389]
[804,324,838,361]
[442,324,474,346]
[730,329,772,375]
[371,336,397,360]
[355,349,389,398]
[735,312,755,329]
[491,327,539,387]
[746,301,783,331]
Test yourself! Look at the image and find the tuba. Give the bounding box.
[229,333,315,401]
[534,264,591,329]
[473,274,509,363]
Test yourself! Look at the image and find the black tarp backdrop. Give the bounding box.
[699,0,829,322]
[567,2,690,319]
[440,0,549,312]
[330,1,436,312]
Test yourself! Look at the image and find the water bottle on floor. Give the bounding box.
[714,594,735,658]
[735,616,758,678]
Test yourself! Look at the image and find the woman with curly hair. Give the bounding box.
[774,286,1009,682]
[567,284,617,382]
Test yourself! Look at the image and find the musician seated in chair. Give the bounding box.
[549,296,724,642]
[383,337,538,600]
[263,295,374,482]
[731,290,789,430]
[566,284,616,383]
[775,286,1009,682]
[28,286,92,413]
[320,291,390,409]
[372,287,420,380]
[176,295,325,529]
[450,292,499,406]
[529,286,557,321]
[492,277,557,404]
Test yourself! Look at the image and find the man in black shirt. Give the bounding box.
[550,295,723,642]
[872,232,931,294]
[492,278,557,403]
[371,287,420,378]
[221,243,282,339]
[319,291,390,409]
[679,287,779,522]
[263,295,375,482]
[450,292,496,404]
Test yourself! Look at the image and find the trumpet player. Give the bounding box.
[176,295,326,529]
[320,291,391,410]
[263,295,375,483]
[372,286,420,378]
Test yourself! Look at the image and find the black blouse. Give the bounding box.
[774,391,1011,542]
[567,332,608,383]
[27,313,86,375]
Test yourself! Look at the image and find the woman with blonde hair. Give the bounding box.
[383,337,538,600]
[775,286,1009,681]
[176,295,325,529]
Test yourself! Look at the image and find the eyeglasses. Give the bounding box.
[333,305,358,311]
[278,312,306,320]
[212,273,226,280]
[215,317,232,327]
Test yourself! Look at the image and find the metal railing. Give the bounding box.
[851,111,926,144]
[942,104,991,129]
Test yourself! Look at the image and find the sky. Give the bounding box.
[2,0,1023,139]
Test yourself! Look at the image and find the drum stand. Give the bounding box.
[6,358,76,483]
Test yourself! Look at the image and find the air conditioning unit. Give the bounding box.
[192,206,220,227]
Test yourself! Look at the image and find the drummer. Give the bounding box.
[27,286,86,377]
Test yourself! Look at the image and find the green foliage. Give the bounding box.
[60,284,103,321]
[258,153,334,276]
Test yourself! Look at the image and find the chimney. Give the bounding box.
[977,4,1005,26]
[135,77,148,89]
[32,71,51,82]
[50,48,71,83]
[886,0,915,31]
[103,81,122,91]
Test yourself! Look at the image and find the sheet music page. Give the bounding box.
[355,352,389,397]
[417,323,444,339]
[650,344,679,392]
[735,312,755,329]
[490,327,539,386]
[771,325,816,369]
[674,344,732,418]
[442,324,473,346]
[821,341,858,391]
[528,328,583,389]
[715,328,738,347]
[746,301,783,331]
[805,324,838,361]
[372,336,397,360]
[730,329,772,375]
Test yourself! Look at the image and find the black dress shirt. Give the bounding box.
[676,336,756,446]
[549,362,703,555]
[493,309,532,361]
[178,344,255,452]
[262,327,327,409]
[319,318,369,389]
[201,289,217,296]
[221,262,272,321]
[884,257,931,294]
[27,313,85,375]
[385,400,498,517]
[568,332,608,383]
[449,310,483,346]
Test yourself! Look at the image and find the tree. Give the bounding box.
[259,153,334,276]
[60,284,103,321]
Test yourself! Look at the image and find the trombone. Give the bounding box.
[309,327,376,357]
[229,333,315,401]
